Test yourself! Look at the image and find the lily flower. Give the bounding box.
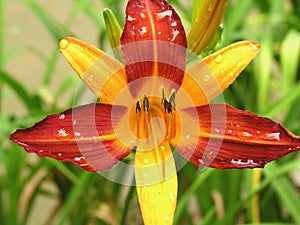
[10,0,300,224]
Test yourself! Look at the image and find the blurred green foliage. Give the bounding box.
[1,0,300,224]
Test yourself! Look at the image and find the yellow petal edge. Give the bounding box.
[59,37,127,104]
[181,41,261,107]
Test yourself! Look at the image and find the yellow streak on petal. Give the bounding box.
[181,41,261,107]
[135,142,177,225]
[59,37,127,104]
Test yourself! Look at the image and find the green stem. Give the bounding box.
[0,0,4,113]
[120,178,135,225]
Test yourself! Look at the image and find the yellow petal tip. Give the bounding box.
[59,38,70,50]
[248,41,261,51]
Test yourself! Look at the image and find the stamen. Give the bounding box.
[136,101,141,113]
[143,95,149,111]
[169,90,176,110]
[160,87,165,103]
[164,99,172,114]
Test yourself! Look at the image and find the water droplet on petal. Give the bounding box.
[164,216,171,221]
[154,10,172,22]
[171,21,177,27]
[139,13,147,20]
[249,42,260,51]
[88,74,94,82]
[138,26,148,38]
[265,132,280,141]
[55,128,71,140]
[169,192,176,205]
[214,53,223,63]
[170,29,179,42]
[59,39,70,50]
[237,61,243,66]
[57,153,64,160]
[202,74,210,82]
[127,15,138,25]
[59,114,65,120]
[226,129,233,135]
[74,156,86,164]
[143,158,150,164]
[237,131,253,140]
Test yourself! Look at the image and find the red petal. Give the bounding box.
[10,104,132,172]
[176,104,300,169]
[121,0,187,97]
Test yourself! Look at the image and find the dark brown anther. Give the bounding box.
[136,101,141,113]
[143,95,149,111]
[164,99,172,114]
[169,91,176,110]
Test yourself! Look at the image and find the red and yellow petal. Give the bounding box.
[176,104,300,169]
[60,37,127,104]
[180,41,260,107]
[121,0,187,97]
[10,104,132,172]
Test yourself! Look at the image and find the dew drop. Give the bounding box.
[143,158,150,164]
[59,39,70,50]
[169,192,175,204]
[139,13,147,20]
[170,29,179,42]
[143,173,149,178]
[171,21,177,27]
[74,156,85,163]
[202,74,210,82]
[220,68,227,73]
[265,132,280,141]
[59,114,65,120]
[164,216,171,221]
[198,158,204,165]
[55,128,70,140]
[237,131,253,140]
[249,42,260,51]
[74,132,81,137]
[214,53,223,63]
[138,26,148,38]
[88,74,94,82]
[127,15,138,25]
[154,10,172,22]
[236,61,243,67]
[226,129,233,135]
[57,153,64,160]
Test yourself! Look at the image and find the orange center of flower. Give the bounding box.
[128,93,180,150]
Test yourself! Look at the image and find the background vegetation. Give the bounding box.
[1,0,300,224]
